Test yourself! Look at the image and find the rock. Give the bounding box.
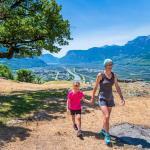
[7,118,24,125]
[110,123,150,149]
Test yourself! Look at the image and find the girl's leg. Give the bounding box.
[71,115,75,125]
[100,106,112,133]
[75,114,81,131]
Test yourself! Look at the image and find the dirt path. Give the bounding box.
[1,96,150,150]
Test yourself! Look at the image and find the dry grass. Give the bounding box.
[0,78,71,94]
[0,78,150,150]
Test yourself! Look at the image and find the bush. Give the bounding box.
[0,64,14,79]
[16,69,35,83]
[34,76,44,84]
[16,69,44,84]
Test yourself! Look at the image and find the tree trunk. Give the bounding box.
[0,47,14,59]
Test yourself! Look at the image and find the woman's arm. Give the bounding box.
[114,74,125,105]
[91,73,102,104]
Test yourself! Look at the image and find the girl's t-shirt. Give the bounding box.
[67,90,85,110]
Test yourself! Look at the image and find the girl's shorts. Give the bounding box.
[70,109,81,115]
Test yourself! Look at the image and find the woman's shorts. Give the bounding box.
[98,98,115,107]
[70,109,81,115]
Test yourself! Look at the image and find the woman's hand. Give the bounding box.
[90,97,95,105]
[120,99,125,106]
[114,74,125,106]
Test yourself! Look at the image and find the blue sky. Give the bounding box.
[49,0,150,57]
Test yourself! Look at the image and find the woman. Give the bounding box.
[90,59,125,145]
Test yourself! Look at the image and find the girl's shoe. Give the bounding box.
[77,130,83,137]
[73,124,78,130]
[104,133,111,145]
[98,129,105,139]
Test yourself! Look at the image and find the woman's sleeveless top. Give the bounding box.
[99,71,115,101]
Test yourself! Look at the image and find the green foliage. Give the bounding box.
[16,69,44,83]
[0,64,14,79]
[0,0,72,58]
[34,76,44,84]
[16,69,35,82]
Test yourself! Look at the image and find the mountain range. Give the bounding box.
[0,35,150,69]
[39,35,150,64]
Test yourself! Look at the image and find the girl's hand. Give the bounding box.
[83,98,92,105]
[120,99,125,106]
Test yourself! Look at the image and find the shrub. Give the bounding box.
[34,76,44,84]
[0,64,14,79]
[16,69,35,83]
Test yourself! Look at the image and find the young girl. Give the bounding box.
[67,81,91,137]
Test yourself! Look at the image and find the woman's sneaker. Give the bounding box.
[73,124,78,130]
[98,129,105,139]
[104,133,111,145]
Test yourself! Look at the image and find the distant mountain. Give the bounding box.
[123,36,150,59]
[39,54,59,64]
[0,57,47,70]
[60,45,122,63]
[59,35,150,63]
[0,35,150,68]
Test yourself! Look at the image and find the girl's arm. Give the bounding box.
[91,73,102,104]
[114,74,125,106]
[66,99,69,111]
[82,98,92,104]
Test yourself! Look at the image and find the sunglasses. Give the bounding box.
[107,64,113,66]
[74,84,80,87]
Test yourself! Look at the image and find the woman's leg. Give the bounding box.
[100,106,112,133]
[107,107,112,131]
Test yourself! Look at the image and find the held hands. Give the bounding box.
[83,98,93,105]
[90,97,95,105]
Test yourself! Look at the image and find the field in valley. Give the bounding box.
[27,61,150,83]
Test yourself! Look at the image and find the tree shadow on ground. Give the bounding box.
[0,89,68,147]
[0,89,68,123]
[0,122,31,148]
